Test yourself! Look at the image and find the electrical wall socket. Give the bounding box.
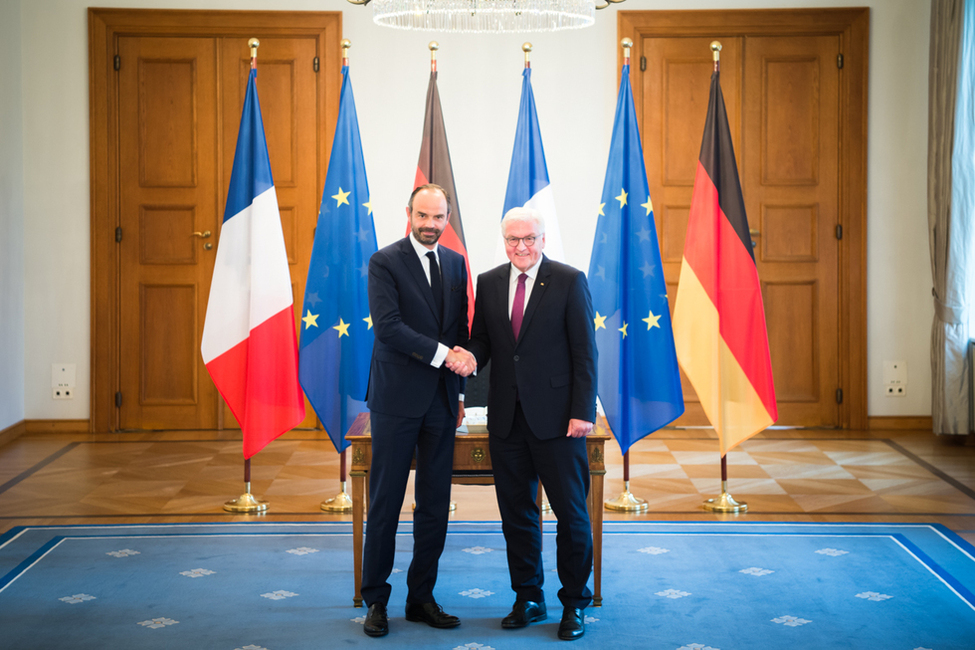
[885,383,907,397]
[52,364,76,400]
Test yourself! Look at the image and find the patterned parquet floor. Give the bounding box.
[1,427,973,546]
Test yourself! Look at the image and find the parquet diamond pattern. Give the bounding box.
[0,429,972,546]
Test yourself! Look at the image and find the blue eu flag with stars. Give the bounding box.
[298,65,376,452]
[588,62,684,455]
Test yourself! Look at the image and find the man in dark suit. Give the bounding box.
[361,184,475,638]
[456,207,597,641]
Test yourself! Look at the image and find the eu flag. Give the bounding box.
[588,62,684,455]
[298,64,377,452]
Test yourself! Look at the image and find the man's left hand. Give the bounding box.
[457,401,466,429]
[566,418,593,438]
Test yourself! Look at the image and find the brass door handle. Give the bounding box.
[191,230,212,238]
[749,228,760,236]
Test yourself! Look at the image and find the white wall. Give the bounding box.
[18,0,934,421]
[0,0,26,430]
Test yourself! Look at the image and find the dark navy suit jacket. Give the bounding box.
[467,256,597,440]
[366,236,468,418]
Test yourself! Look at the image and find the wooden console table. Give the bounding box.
[346,413,609,608]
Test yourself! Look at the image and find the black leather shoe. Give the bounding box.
[557,607,585,640]
[363,602,388,637]
[405,601,461,628]
[502,600,548,629]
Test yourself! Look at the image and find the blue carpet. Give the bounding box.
[1,521,973,649]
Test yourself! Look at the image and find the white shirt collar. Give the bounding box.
[509,256,543,283]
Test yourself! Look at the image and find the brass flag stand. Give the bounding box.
[322,447,354,512]
[702,453,747,513]
[225,456,269,513]
[605,450,648,512]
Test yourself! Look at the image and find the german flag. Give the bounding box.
[673,69,777,457]
[412,68,474,328]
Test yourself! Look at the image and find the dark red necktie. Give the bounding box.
[511,273,527,340]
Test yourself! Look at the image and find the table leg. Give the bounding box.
[351,469,365,608]
[590,468,605,607]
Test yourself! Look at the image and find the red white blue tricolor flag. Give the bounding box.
[588,60,684,455]
[497,66,565,265]
[201,67,305,459]
[673,69,777,456]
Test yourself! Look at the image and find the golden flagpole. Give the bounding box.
[222,37,271,514]
[319,39,358,514]
[699,41,747,515]
[520,40,553,515]
[602,38,649,514]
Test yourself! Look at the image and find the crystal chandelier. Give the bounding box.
[346,0,625,33]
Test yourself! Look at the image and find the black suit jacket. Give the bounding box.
[366,237,468,418]
[467,256,597,440]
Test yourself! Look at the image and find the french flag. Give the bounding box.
[496,66,565,265]
[201,67,305,459]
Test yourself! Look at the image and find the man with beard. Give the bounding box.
[361,184,476,638]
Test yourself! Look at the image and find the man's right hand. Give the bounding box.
[445,347,476,377]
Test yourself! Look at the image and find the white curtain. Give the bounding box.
[928,0,975,435]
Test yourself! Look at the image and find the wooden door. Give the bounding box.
[90,10,341,433]
[117,36,220,430]
[115,33,324,430]
[742,35,840,426]
[642,33,841,427]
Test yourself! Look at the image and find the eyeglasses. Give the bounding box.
[504,235,538,247]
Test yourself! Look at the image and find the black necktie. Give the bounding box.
[426,251,443,322]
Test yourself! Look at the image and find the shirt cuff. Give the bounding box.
[459,393,465,402]
[431,343,449,368]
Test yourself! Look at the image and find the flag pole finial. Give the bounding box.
[341,39,351,65]
[711,40,722,71]
[429,41,439,72]
[523,42,532,68]
[621,37,632,65]
[248,38,259,69]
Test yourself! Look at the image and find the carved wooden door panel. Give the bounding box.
[642,34,841,427]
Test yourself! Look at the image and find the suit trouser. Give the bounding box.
[361,380,456,607]
[489,402,593,609]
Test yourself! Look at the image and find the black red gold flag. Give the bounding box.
[673,70,778,456]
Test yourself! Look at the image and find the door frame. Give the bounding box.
[619,8,869,429]
[89,8,342,433]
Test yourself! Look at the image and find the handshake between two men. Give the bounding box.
[444,346,477,377]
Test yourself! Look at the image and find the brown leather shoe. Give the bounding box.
[502,600,548,628]
[363,602,388,637]
[404,601,461,628]
[557,607,585,640]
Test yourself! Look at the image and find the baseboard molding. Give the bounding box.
[24,419,91,433]
[867,416,933,431]
[0,419,27,446]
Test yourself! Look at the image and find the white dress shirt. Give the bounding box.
[408,233,450,369]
